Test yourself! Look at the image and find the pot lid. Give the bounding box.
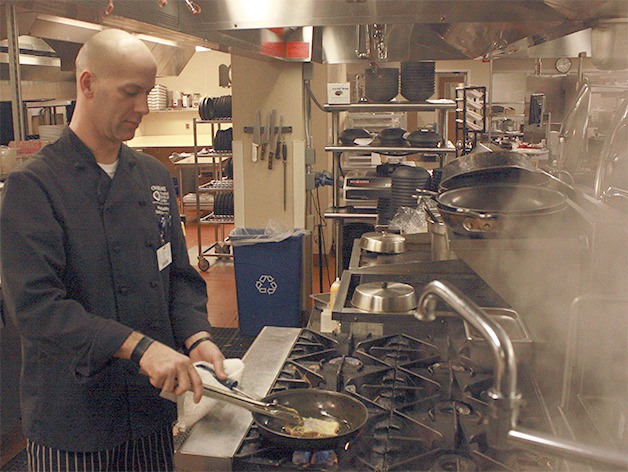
[359,232,406,254]
[351,281,418,313]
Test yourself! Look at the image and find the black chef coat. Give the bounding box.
[0,128,212,451]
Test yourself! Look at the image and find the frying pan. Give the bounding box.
[439,150,549,191]
[251,389,369,450]
[202,383,369,450]
[436,183,567,237]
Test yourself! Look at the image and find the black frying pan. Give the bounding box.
[252,389,369,450]
[201,377,369,450]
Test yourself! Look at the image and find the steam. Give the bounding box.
[451,182,628,451]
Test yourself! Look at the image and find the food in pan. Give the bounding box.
[283,416,340,438]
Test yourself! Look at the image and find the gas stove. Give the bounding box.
[230,329,555,471]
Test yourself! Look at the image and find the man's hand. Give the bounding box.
[185,332,227,381]
[139,341,205,403]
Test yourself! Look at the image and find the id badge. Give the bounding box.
[157,242,172,271]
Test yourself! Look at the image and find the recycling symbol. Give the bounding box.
[255,274,277,295]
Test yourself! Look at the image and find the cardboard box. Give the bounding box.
[327,83,351,104]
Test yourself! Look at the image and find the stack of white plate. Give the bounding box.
[38,124,65,143]
[148,85,168,111]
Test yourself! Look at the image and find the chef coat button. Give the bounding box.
[150,281,159,288]
[145,239,153,248]
[138,200,147,206]
[118,286,129,295]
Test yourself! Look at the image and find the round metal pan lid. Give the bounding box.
[359,232,406,254]
[351,281,418,313]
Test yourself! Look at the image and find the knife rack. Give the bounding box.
[243,126,292,134]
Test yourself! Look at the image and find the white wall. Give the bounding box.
[133,49,231,143]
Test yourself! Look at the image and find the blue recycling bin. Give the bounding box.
[230,228,304,336]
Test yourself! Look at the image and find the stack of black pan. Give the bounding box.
[212,95,232,118]
[198,95,232,120]
[377,195,393,225]
[382,165,431,222]
[213,191,234,217]
[213,127,233,151]
[365,67,399,102]
[400,61,435,102]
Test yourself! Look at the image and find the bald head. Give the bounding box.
[76,29,157,79]
[71,28,158,160]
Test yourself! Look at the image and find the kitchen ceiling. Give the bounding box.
[2,0,627,72]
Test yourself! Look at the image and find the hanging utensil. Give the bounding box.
[252,111,261,163]
[260,112,271,160]
[270,114,283,170]
[267,110,277,168]
[283,139,288,210]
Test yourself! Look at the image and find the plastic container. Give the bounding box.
[0,146,18,178]
[230,228,304,336]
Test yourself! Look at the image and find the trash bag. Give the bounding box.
[229,219,310,247]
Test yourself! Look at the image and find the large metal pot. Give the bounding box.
[440,150,550,191]
[252,389,369,450]
[436,184,568,237]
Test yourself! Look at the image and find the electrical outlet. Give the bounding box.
[185,123,190,129]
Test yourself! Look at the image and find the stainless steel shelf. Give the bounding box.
[324,207,378,220]
[200,213,234,224]
[194,118,232,124]
[323,100,456,112]
[325,142,456,153]
[198,179,234,192]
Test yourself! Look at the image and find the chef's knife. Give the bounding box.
[270,114,283,170]
[252,110,261,162]
[260,112,271,160]
[283,139,288,210]
[267,110,277,166]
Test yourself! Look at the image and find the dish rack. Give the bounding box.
[190,118,233,271]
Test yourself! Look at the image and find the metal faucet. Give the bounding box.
[414,280,628,469]
[414,280,521,448]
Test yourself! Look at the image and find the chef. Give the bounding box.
[0,28,225,471]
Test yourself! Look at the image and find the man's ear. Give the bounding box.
[78,70,95,98]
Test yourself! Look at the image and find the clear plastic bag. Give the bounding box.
[388,206,428,234]
[229,219,310,247]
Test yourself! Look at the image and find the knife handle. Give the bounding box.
[282,142,287,162]
[259,144,266,160]
[252,143,259,163]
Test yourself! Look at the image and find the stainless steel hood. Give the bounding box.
[1,6,200,77]
[3,0,628,70]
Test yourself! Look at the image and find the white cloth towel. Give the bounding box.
[161,359,245,432]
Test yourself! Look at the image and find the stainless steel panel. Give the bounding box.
[175,327,301,472]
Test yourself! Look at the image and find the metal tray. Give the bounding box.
[463,307,533,369]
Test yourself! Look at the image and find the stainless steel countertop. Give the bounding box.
[175,326,301,472]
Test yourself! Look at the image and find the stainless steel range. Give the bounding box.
[175,320,556,471]
[230,328,556,471]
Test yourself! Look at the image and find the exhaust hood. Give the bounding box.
[1,9,199,78]
[3,0,627,70]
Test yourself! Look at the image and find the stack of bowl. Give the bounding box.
[365,67,399,102]
[384,165,431,222]
[400,61,435,102]
[378,127,407,146]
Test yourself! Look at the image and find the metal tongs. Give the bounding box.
[195,364,302,425]
[201,383,303,425]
